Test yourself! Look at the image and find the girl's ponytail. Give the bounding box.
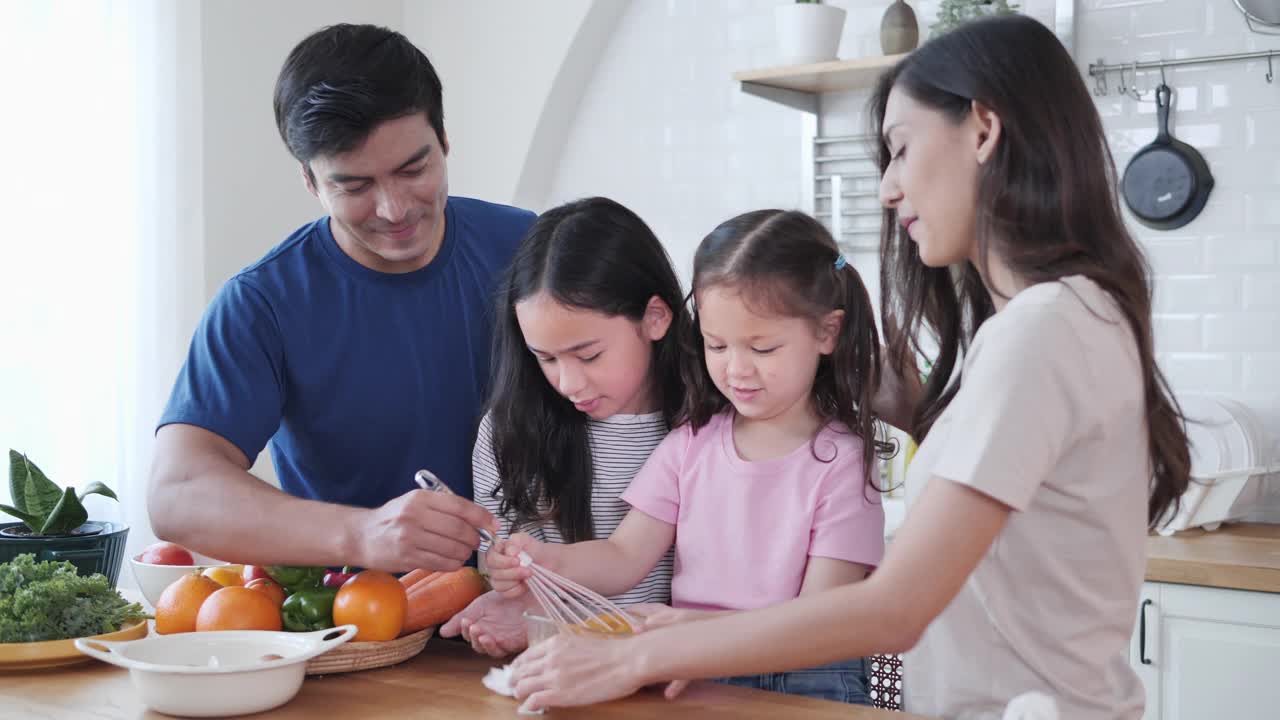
[824,255,894,490]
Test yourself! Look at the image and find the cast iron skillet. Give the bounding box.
[1121,83,1214,231]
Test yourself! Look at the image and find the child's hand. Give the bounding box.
[629,603,694,631]
[485,532,539,598]
[440,590,529,657]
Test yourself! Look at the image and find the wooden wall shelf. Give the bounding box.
[732,54,906,112]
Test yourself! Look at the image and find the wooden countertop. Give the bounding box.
[0,634,931,719]
[1147,522,1280,594]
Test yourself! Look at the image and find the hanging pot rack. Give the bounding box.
[1088,50,1277,99]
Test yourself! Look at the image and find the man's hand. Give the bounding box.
[355,489,498,572]
[440,590,529,657]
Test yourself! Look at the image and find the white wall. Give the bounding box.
[405,0,628,210]
[545,0,810,287]
[1076,1,1280,407]
[199,0,405,299]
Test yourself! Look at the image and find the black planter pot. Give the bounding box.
[0,521,130,587]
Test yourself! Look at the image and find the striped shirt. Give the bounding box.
[472,411,674,607]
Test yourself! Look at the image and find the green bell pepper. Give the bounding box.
[280,587,338,632]
[265,566,327,592]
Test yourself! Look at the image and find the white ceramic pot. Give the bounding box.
[129,551,230,608]
[75,625,357,717]
[774,2,847,65]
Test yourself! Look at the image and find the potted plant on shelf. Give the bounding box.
[775,0,847,66]
[0,450,129,586]
[931,0,1019,37]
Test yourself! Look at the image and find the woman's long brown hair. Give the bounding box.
[869,15,1190,528]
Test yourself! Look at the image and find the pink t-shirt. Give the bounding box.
[621,410,884,612]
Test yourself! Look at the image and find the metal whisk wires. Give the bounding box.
[413,469,640,634]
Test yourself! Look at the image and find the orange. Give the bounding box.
[195,586,283,632]
[332,570,407,642]
[244,578,287,608]
[201,565,245,587]
[155,572,222,635]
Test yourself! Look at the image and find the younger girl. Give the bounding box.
[440,197,696,655]
[489,210,890,704]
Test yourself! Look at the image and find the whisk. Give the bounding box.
[413,469,641,634]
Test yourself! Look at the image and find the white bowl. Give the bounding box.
[129,552,230,607]
[75,625,357,717]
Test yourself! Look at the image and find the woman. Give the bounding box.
[507,16,1190,719]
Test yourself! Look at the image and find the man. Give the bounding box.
[148,24,534,572]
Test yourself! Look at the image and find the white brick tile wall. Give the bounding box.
[1243,353,1280,392]
[1204,312,1280,350]
[1244,273,1280,308]
[1155,274,1240,312]
[1080,2,1280,414]
[1246,191,1280,230]
[1161,352,1237,392]
[1144,236,1204,273]
[1155,314,1204,351]
[1205,233,1279,267]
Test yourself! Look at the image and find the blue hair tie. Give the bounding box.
[834,254,848,270]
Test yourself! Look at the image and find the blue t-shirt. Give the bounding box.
[159,196,535,506]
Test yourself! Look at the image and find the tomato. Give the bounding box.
[137,542,195,566]
[332,570,408,642]
[245,578,288,607]
[242,565,271,584]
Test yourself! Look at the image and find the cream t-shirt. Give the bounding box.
[903,276,1149,719]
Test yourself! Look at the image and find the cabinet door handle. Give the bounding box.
[1139,598,1153,665]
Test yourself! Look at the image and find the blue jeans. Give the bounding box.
[713,657,870,705]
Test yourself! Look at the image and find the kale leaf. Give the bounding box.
[0,554,146,643]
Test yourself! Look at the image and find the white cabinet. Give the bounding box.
[1132,581,1280,720]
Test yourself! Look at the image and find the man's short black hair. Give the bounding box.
[273,24,445,170]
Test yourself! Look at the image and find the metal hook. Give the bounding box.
[1093,59,1109,96]
[1160,63,1167,86]
[1129,62,1144,100]
[1118,64,1128,96]
[1268,52,1274,84]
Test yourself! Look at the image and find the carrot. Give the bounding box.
[398,568,431,588]
[406,571,444,597]
[400,568,488,635]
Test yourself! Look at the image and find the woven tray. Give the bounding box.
[305,626,434,675]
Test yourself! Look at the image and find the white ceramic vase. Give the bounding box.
[774,2,847,65]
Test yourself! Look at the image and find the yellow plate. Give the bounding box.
[0,619,149,671]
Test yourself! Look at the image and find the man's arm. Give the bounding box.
[148,423,496,571]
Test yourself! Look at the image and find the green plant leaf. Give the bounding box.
[77,481,118,503]
[11,451,62,520]
[9,450,28,514]
[0,503,44,532]
[39,488,88,536]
